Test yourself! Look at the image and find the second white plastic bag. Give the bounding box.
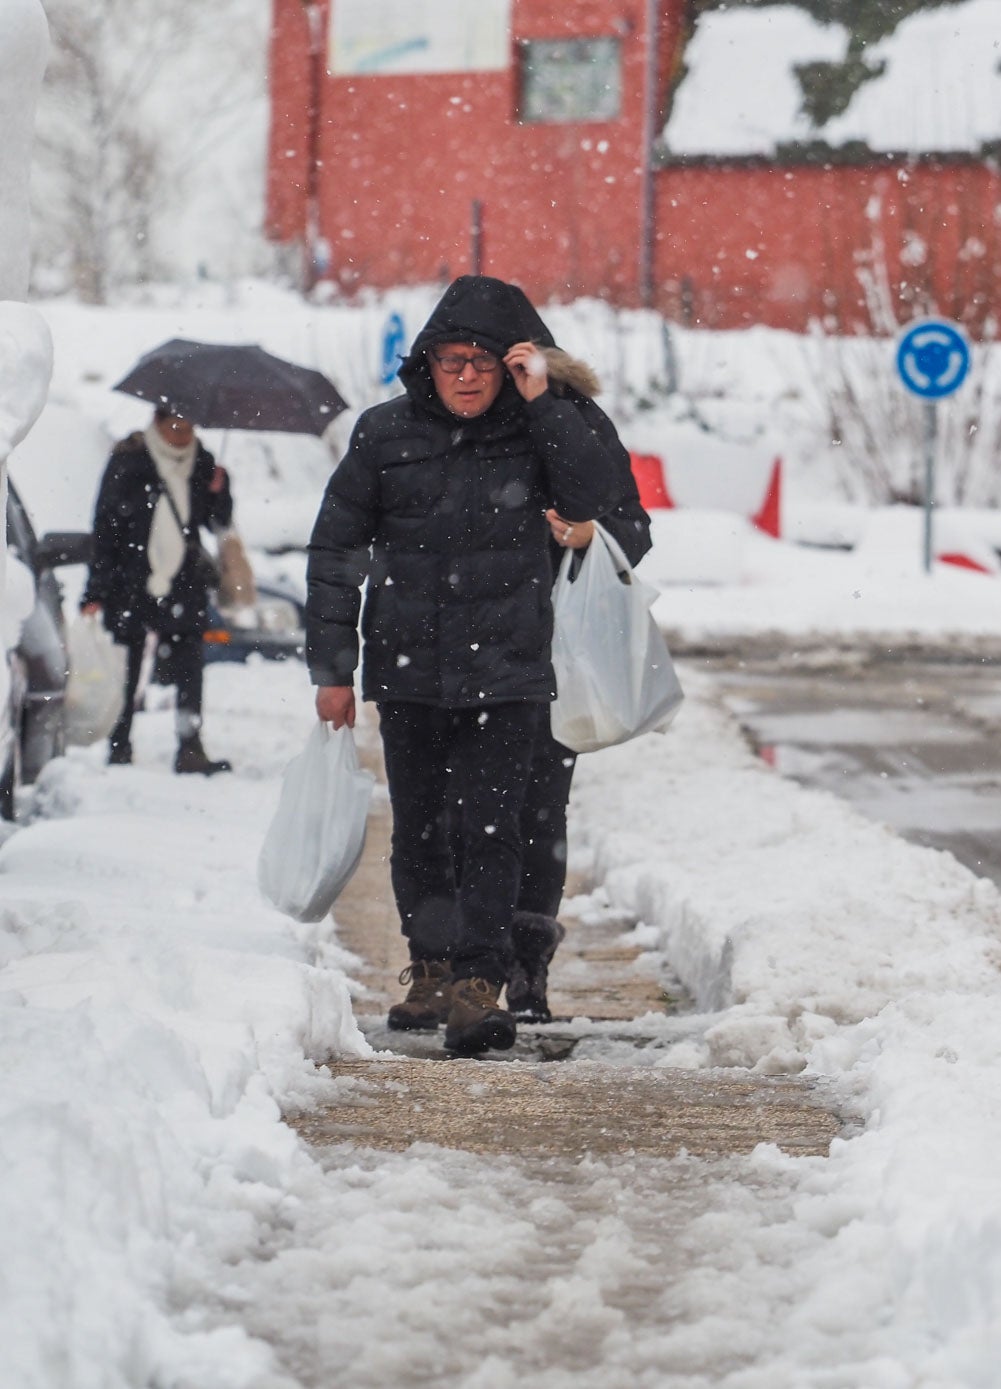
[550,523,683,753]
[257,721,374,922]
[64,614,126,746]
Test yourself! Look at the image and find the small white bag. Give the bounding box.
[550,522,683,754]
[64,614,126,746]
[257,722,374,922]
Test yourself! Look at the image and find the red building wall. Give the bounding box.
[267,2,1001,336]
[268,0,682,305]
[652,160,1001,334]
[265,0,317,244]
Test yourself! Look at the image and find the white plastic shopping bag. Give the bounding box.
[550,522,683,753]
[64,613,126,746]
[257,721,374,922]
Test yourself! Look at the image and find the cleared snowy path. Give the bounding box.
[240,712,848,1388]
[310,710,842,1162]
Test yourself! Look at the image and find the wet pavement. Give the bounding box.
[291,1058,841,1160]
[294,711,846,1162]
[710,658,1001,889]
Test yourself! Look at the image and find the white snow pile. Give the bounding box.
[568,665,1001,1383]
[665,0,1001,158]
[0,302,53,460]
[0,663,368,1387]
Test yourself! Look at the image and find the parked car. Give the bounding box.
[148,582,305,692]
[201,581,305,665]
[2,479,91,819]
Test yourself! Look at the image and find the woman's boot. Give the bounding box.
[174,733,232,775]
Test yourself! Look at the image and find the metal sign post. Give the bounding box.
[895,319,971,574]
[921,399,936,574]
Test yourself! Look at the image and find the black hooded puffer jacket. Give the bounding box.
[306,276,640,708]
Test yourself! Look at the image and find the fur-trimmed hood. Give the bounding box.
[398,276,602,409]
[541,346,601,401]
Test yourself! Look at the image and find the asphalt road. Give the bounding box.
[709,658,1001,890]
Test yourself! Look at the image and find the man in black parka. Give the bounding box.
[306,275,635,1054]
[82,407,233,775]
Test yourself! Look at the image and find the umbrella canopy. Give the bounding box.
[113,339,349,435]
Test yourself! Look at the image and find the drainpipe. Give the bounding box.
[638,0,659,308]
[301,0,325,292]
[471,199,484,275]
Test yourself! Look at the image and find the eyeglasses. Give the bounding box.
[429,349,500,374]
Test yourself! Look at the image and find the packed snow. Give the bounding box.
[664,0,1001,159]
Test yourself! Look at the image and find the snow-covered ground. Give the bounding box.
[5,648,1001,1386]
[1,289,1001,1384]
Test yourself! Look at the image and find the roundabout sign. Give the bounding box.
[896,319,971,400]
[895,318,971,571]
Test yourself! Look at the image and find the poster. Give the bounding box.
[330,0,512,76]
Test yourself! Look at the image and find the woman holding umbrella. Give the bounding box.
[82,337,347,774]
[81,405,233,774]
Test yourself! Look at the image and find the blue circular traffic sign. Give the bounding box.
[896,319,970,399]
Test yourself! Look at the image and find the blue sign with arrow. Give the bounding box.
[895,319,971,399]
[380,312,407,386]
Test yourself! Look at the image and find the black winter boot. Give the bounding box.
[174,734,232,776]
[387,960,452,1031]
[444,978,516,1055]
[506,912,566,1023]
[107,739,133,766]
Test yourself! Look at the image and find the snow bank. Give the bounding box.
[571,664,1001,1070]
[0,302,53,459]
[0,662,366,1387]
[571,665,1001,1379]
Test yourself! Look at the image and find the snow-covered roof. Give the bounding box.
[663,0,1001,160]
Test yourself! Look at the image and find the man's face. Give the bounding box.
[155,413,195,448]
[427,341,504,418]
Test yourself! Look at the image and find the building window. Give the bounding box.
[519,38,622,124]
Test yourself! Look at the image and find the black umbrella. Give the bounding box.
[113,339,349,435]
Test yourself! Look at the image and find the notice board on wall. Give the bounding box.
[329,0,512,76]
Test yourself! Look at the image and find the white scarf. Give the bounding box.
[144,423,197,598]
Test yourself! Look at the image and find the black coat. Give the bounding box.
[306,277,643,708]
[83,432,233,643]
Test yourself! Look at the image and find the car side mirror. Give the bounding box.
[34,531,92,568]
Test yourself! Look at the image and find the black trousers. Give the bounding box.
[517,726,578,919]
[378,700,541,988]
[449,721,577,921]
[109,630,203,750]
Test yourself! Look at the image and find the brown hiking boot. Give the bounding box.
[444,977,516,1055]
[387,960,452,1031]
